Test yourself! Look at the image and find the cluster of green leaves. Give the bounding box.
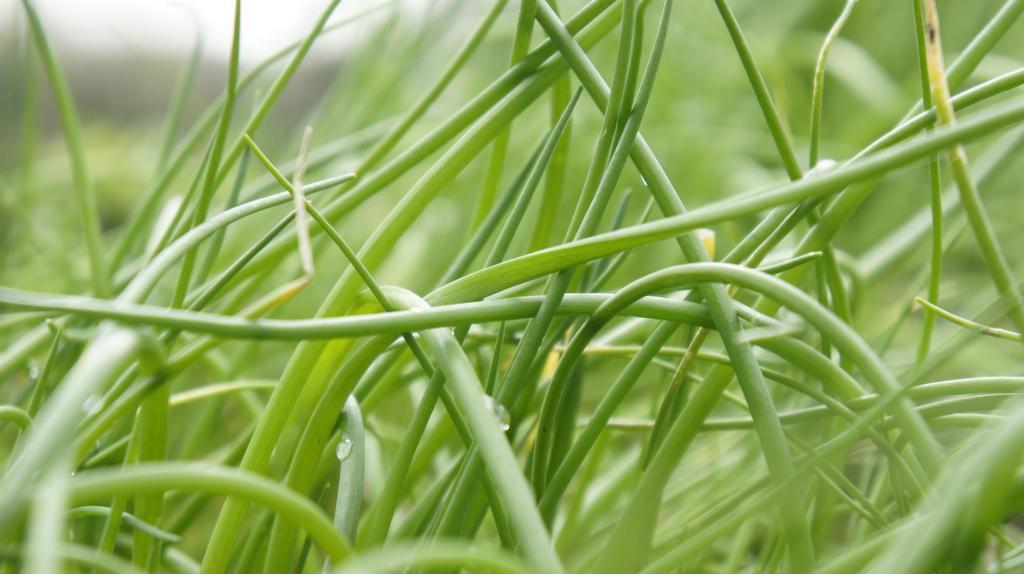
[2,0,1024,572]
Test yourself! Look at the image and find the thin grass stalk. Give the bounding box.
[809,0,859,167]
[913,0,945,363]
[921,0,1024,335]
[472,0,539,230]
[19,0,108,296]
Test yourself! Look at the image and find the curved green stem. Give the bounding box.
[916,297,1022,343]
[430,95,1024,306]
[0,406,31,431]
[67,463,352,565]
[808,0,859,167]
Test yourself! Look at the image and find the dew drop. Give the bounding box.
[27,364,40,381]
[83,394,104,415]
[483,395,511,432]
[809,158,838,176]
[336,438,353,461]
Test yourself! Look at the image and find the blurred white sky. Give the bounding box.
[1,0,402,64]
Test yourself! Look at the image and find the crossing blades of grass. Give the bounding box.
[5,1,1024,572]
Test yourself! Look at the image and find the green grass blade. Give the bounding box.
[19,0,108,296]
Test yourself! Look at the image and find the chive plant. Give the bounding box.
[3,0,1024,572]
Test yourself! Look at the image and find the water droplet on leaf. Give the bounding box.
[809,158,838,176]
[483,395,511,432]
[336,438,353,461]
[83,395,104,415]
